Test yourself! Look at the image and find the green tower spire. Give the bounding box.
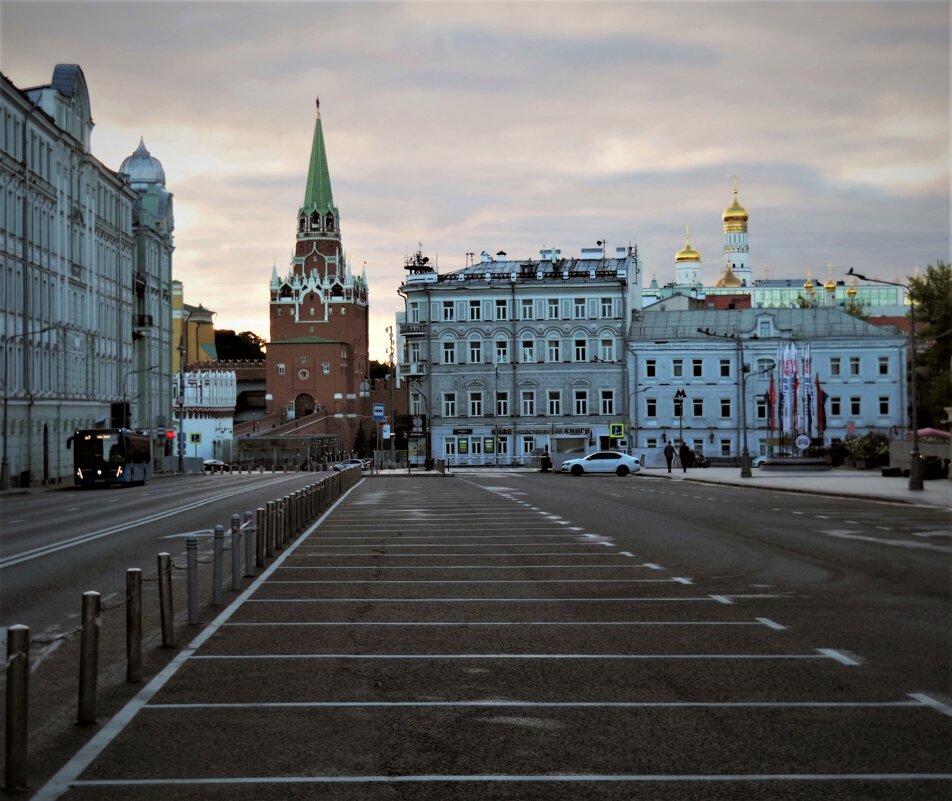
[300,96,338,218]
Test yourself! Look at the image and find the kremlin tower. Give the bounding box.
[265,98,370,445]
[720,179,750,286]
[674,225,702,287]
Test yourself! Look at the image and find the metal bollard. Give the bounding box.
[212,526,224,606]
[266,501,276,556]
[77,591,101,726]
[231,514,242,591]
[157,552,174,647]
[5,624,29,792]
[244,510,255,577]
[255,507,266,566]
[126,569,142,683]
[283,495,291,545]
[187,535,201,621]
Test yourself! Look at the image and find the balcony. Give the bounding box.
[399,321,427,337]
[400,361,427,377]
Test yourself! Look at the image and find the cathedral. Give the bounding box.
[265,98,370,445]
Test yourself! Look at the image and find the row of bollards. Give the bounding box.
[3,468,362,792]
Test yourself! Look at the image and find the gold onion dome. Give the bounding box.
[824,277,837,293]
[804,276,815,291]
[714,263,743,288]
[675,226,701,262]
[846,281,858,298]
[722,194,748,223]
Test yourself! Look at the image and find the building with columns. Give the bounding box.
[265,98,370,448]
[1,65,174,486]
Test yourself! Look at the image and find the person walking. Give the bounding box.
[678,441,691,473]
[663,442,675,473]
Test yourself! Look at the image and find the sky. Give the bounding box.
[2,1,949,362]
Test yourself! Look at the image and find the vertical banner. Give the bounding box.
[767,373,776,433]
[781,342,796,436]
[815,374,826,433]
[802,344,813,438]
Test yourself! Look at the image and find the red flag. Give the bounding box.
[768,373,777,433]
[815,374,826,433]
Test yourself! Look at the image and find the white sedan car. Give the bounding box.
[560,451,641,476]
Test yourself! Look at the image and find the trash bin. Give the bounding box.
[436,458,445,474]
[424,458,435,471]
[540,455,552,473]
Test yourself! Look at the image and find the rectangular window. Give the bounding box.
[719,359,730,378]
[849,356,860,376]
[720,398,731,418]
[521,299,533,320]
[600,297,613,318]
[830,357,841,376]
[521,436,535,455]
[547,391,561,415]
[673,398,683,418]
[646,398,657,418]
[547,299,559,319]
[756,396,767,420]
[692,359,703,377]
[850,396,861,415]
[692,398,703,416]
[469,391,483,417]
[600,390,614,415]
[645,359,656,378]
[831,396,841,416]
[574,390,588,415]
[469,340,482,364]
[495,340,509,363]
[879,396,889,415]
[443,342,456,364]
[521,390,535,416]
[521,340,534,363]
[497,437,509,456]
[574,339,587,362]
[471,438,483,455]
[878,356,889,375]
[758,321,770,337]
[444,438,457,456]
[646,438,658,450]
[672,359,683,378]
[574,298,586,319]
[277,363,286,375]
[495,299,508,320]
[469,300,481,321]
[720,439,731,456]
[547,339,561,362]
[600,339,614,362]
[443,393,456,416]
[496,391,509,416]
[409,302,420,323]
[442,301,454,321]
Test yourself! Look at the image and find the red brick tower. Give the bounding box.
[265,98,370,446]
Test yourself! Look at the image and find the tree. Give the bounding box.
[215,330,266,360]
[843,296,868,320]
[908,260,952,428]
[368,360,389,380]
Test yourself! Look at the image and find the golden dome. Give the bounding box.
[714,264,743,288]
[846,283,857,298]
[675,225,701,263]
[723,194,748,223]
[824,277,837,293]
[804,276,815,293]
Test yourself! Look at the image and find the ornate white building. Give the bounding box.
[0,65,174,486]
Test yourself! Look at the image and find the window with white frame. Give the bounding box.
[409,302,420,323]
[878,356,889,375]
[600,339,613,362]
[547,299,559,319]
[574,339,587,361]
[443,342,456,364]
[547,390,561,415]
[672,358,683,378]
[408,341,421,363]
[646,397,657,418]
[574,298,586,319]
[673,397,683,418]
[521,436,535,455]
[444,438,457,456]
[574,389,588,415]
[547,339,561,362]
[756,396,767,420]
[469,300,481,321]
[471,438,483,455]
[830,357,841,376]
[277,363,286,375]
[720,439,731,456]
[758,320,770,337]
[693,397,703,416]
[600,297,613,318]
[850,396,861,415]
[720,398,731,418]
[469,339,482,364]
[496,391,509,416]
[600,389,614,415]
[322,362,331,375]
[521,339,535,363]
[521,390,535,415]
[521,299,533,320]
[497,437,509,455]
[849,356,860,376]
[495,299,508,320]
[469,391,483,416]
[443,392,456,416]
[719,359,730,377]
[831,396,841,416]
[410,390,424,415]
[692,359,703,377]
[495,340,509,363]
[442,301,454,321]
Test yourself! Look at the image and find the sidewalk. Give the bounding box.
[370,464,952,510]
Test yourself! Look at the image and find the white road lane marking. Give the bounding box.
[819,529,952,554]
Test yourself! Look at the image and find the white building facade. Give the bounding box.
[627,309,908,466]
[398,246,643,467]
[174,369,237,464]
[0,65,174,486]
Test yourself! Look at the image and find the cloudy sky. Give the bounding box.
[2,1,949,360]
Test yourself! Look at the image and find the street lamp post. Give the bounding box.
[121,365,159,428]
[674,388,686,446]
[846,268,922,490]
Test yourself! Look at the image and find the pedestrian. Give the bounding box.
[678,441,691,473]
[663,442,675,473]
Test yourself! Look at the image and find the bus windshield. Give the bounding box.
[74,432,125,464]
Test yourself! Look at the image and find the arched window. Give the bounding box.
[310,211,320,228]
[325,214,335,230]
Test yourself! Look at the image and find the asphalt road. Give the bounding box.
[22,471,951,800]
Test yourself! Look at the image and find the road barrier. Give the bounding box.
[2,467,362,790]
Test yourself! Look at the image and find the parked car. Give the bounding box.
[332,458,369,471]
[560,451,641,477]
[202,459,227,473]
[753,452,794,467]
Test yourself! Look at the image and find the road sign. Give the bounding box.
[609,422,625,438]
[373,403,385,422]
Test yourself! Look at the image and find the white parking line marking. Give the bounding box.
[224,620,784,628]
[192,652,855,662]
[277,564,660,570]
[643,563,663,570]
[908,693,952,718]
[709,595,734,605]
[267,579,690,585]
[618,551,634,557]
[819,530,952,554]
[756,617,788,630]
[817,649,862,666]
[247,597,737,604]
